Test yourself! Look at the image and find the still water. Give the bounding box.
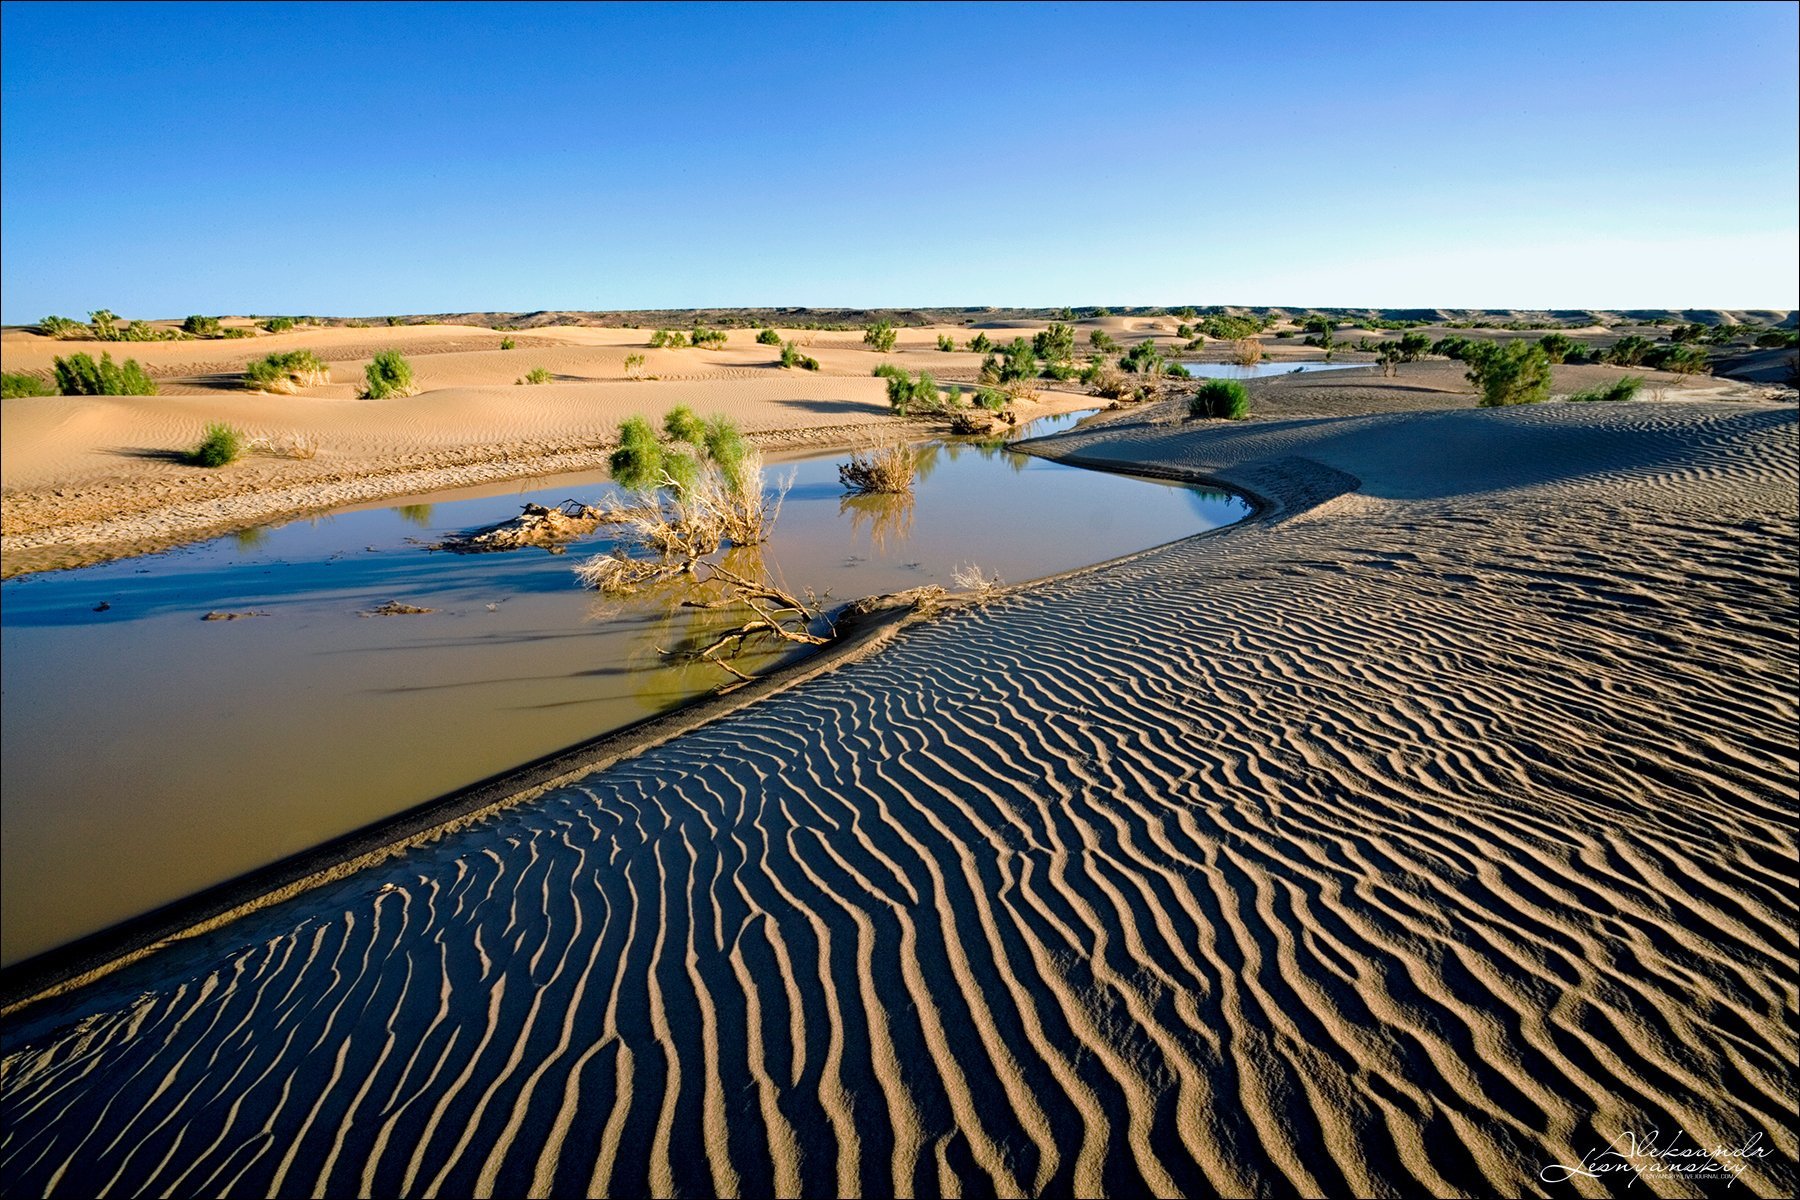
[1179,360,1364,378]
[0,413,1249,963]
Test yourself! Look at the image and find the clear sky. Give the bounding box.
[2,0,1795,322]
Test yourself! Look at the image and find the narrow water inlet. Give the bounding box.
[0,412,1249,963]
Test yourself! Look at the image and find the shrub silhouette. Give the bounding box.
[361,350,415,399]
[53,352,157,395]
[2,371,54,398]
[1465,341,1552,406]
[88,310,121,340]
[968,332,994,353]
[1189,379,1249,419]
[937,334,955,352]
[1119,339,1162,374]
[182,315,222,337]
[1605,335,1653,366]
[189,422,243,467]
[38,315,82,338]
[1644,343,1709,375]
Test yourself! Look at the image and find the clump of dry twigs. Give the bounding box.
[838,443,915,494]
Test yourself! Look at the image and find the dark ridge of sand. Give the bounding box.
[0,400,1794,1197]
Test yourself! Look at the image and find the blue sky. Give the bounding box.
[2,0,1795,321]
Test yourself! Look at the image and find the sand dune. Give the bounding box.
[1,399,1792,1197]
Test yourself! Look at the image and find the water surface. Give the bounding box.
[0,413,1249,962]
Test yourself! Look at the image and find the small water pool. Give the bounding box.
[0,411,1249,963]
[1178,360,1365,378]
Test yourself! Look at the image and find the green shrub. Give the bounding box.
[1088,329,1118,353]
[1565,375,1643,403]
[220,326,254,339]
[756,327,783,346]
[609,415,668,491]
[1604,335,1653,366]
[608,409,750,497]
[798,354,820,371]
[1538,332,1580,364]
[625,352,646,377]
[38,315,82,338]
[1033,322,1075,364]
[937,334,955,352]
[994,338,1036,382]
[872,362,906,379]
[2,371,54,398]
[883,368,946,416]
[262,316,296,334]
[1465,341,1552,406]
[1200,313,1261,340]
[649,328,688,349]
[1164,362,1192,378]
[500,336,516,350]
[189,421,243,467]
[516,366,553,385]
[183,315,222,337]
[974,386,1007,412]
[88,309,121,340]
[245,349,330,392]
[664,405,706,443]
[1189,378,1250,419]
[361,349,415,399]
[122,320,180,342]
[691,325,727,349]
[1041,361,1077,381]
[1119,338,1163,374]
[1396,332,1432,361]
[780,341,802,368]
[1644,343,1709,375]
[862,321,897,353]
[52,351,158,395]
[1754,329,1798,349]
[968,332,994,353]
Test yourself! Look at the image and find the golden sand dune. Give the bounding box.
[0,401,1794,1197]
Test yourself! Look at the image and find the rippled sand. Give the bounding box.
[1,400,1794,1197]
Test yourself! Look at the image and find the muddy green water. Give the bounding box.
[0,413,1248,963]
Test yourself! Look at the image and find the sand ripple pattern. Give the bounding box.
[2,404,1795,1197]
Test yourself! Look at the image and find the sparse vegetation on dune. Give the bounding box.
[52,351,158,396]
[37,315,83,339]
[244,350,330,393]
[1565,376,1643,403]
[2,371,55,397]
[1465,341,1553,406]
[500,336,517,350]
[883,367,950,416]
[188,421,243,467]
[625,352,646,378]
[516,367,553,385]
[937,334,955,352]
[360,350,416,399]
[260,317,295,334]
[862,320,898,353]
[691,325,728,349]
[756,327,783,346]
[182,315,222,337]
[1189,378,1250,420]
[649,329,689,349]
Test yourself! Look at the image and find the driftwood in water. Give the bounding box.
[432,500,615,555]
[360,600,435,617]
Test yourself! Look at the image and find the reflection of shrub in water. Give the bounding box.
[840,492,915,554]
[393,504,434,527]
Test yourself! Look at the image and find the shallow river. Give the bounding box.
[0,412,1249,963]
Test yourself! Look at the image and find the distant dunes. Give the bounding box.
[0,401,1794,1197]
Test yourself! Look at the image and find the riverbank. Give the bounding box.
[2,396,1793,1196]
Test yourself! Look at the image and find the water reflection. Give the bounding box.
[393,504,435,527]
[840,493,917,553]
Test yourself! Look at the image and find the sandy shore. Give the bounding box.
[1,394,1793,1196]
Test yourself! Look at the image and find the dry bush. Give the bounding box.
[244,431,319,460]
[838,443,915,494]
[952,561,1004,605]
[1232,338,1262,367]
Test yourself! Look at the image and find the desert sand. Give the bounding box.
[0,393,1792,1196]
